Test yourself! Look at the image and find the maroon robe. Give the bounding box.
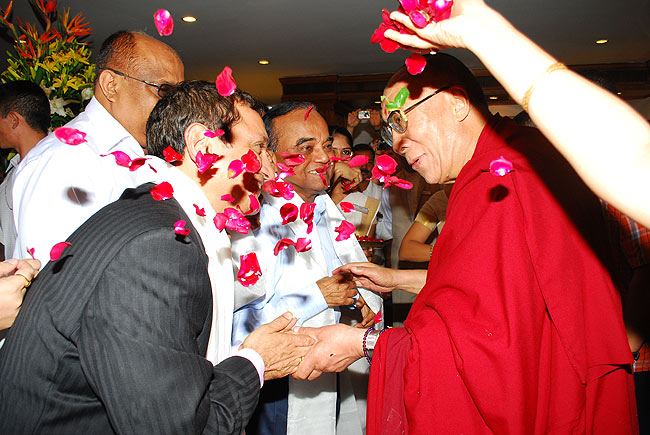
[367,116,637,434]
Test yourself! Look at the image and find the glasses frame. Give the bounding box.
[99,66,173,98]
[381,84,452,147]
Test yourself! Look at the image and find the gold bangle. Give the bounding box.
[521,62,567,112]
[429,244,434,258]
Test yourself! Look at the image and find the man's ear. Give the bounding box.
[183,123,222,164]
[447,86,471,122]
[7,111,20,129]
[97,69,119,102]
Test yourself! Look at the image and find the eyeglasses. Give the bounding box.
[99,66,174,98]
[380,85,452,147]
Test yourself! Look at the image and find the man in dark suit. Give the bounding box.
[0,81,314,434]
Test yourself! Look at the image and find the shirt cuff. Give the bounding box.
[232,346,265,388]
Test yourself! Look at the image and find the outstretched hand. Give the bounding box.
[0,258,40,329]
[332,262,399,293]
[241,312,315,380]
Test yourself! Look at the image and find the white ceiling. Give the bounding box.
[2,0,649,104]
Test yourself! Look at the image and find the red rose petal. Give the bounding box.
[279,153,305,167]
[150,181,174,201]
[304,105,314,121]
[348,155,370,168]
[221,194,235,203]
[163,146,183,164]
[489,156,514,177]
[50,241,71,261]
[280,203,299,225]
[215,66,237,97]
[380,39,400,54]
[204,129,225,138]
[237,253,262,287]
[273,238,296,256]
[196,151,219,174]
[399,0,418,12]
[173,219,190,236]
[334,221,356,241]
[405,53,427,75]
[129,157,148,171]
[153,9,173,36]
[340,201,355,213]
[26,247,35,260]
[295,237,312,252]
[193,204,206,216]
[242,149,262,173]
[54,127,87,145]
[213,213,227,231]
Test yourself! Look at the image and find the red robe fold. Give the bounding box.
[367,116,637,434]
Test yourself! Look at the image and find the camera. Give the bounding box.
[358,110,370,119]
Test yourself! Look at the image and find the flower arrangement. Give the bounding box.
[0,0,95,129]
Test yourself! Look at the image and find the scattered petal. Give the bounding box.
[405,53,427,75]
[153,9,174,36]
[375,154,398,175]
[221,194,235,203]
[26,247,35,260]
[348,155,369,168]
[334,220,356,241]
[101,150,131,168]
[385,175,414,190]
[262,180,295,200]
[246,194,260,213]
[241,149,262,173]
[399,0,418,12]
[279,152,305,167]
[215,66,237,97]
[50,241,71,261]
[433,0,454,21]
[489,156,514,177]
[340,201,355,213]
[276,163,295,179]
[373,311,383,324]
[148,164,158,173]
[204,129,225,138]
[150,181,174,201]
[196,151,219,174]
[174,219,190,236]
[163,146,183,164]
[295,237,312,252]
[300,202,316,234]
[280,203,299,225]
[193,204,206,216]
[129,157,148,172]
[213,213,227,231]
[274,238,295,256]
[54,127,87,145]
[237,253,262,287]
[223,207,251,234]
[380,38,400,53]
[304,105,314,121]
[228,159,244,178]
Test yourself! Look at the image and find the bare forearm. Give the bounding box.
[393,269,426,294]
[399,240,432,263]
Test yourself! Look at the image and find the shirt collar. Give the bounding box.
[83,97,143,156]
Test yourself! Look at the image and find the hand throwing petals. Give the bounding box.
[280,203,299,225]
[54,127,87,145]
[215,66,237,96]
[273,238,296,256]
[334,221,356,241]
[163,146,183,164]
[50,241,71,261]
[340,201,355,213]
[193,204,206,216]
[489,156,514,177]
[348,155,369,168]
[237,253,262,287]
[405,53,427,75]
[173,220,190,236]
[153,9,174,36]
[150,181,174,201]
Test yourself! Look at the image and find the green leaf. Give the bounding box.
[394,87,410,108]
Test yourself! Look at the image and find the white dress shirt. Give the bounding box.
[11,98,146,265]
[0,154,20,259]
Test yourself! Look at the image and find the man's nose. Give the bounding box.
[313,145,330,163]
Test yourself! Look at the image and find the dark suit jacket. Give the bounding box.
[0,184,260,434]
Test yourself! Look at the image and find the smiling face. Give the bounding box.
[272,109,333,202]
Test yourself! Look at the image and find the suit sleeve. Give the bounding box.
[77,227,260,434]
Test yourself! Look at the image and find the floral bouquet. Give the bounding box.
[0,0,95,129]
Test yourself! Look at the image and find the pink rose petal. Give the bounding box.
[196,151,219,174]
[148,164,158,173]
[374,310,383,324]
[280,203,299,225]
[279,152,305,167]
[215,66,237,97]
[237,253,262,287]
[276,163,295,179]
[213,213,227,231]
[241,194,260,214]
[300,202,316,234]
[102,150,131,168]
[295,237,312,252]
[193,204,206,216]
[50,241,71,261]
[242,149,262,173]
[409,10,429,28]
[380,38,400,53]
[221,194,235,203]
[334,220,356,241]
[54,127,87,145]
[173,219,190,236]
[262,180,295,200]
[153,9,174,36]
[340,201,355,213]
[405,53,427,75]
[274,238,296,256]
[399,0,418,12]
[228,159,244,178]
[150,181,174,201]
[204,129,225,138]
[433,0,453,21]
[375,154,398,175]
[304,105,314,121]
[26,247,35,259]
[163,146,183,164]
[385,175,414,190]
[223,207,251,234]
[348,155,370,168]
[489,156,514,177]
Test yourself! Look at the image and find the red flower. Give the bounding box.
[237,253,262,287]
[334,221,356,241]
[405,53,427,75]
[340,201,355,213]
[153,9,174,36]
[193,204,206,216]
[280,203,299,225]
[196,151,219,174]
[163,146,183,164]
[173,220,190,236]
[44,0,56,13]
[489,156,514,177]
[150,182,174,201]
[348,155,369,168]
[54,127,86,145]
[216,66,237,97]
[50,241,71,261]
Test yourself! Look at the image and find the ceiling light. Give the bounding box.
[617,92,622,95]
[182,16,197,23]
[595,39,608,44]
[258,60,270,65]
[489,96,498,100]
[374,101,382,104]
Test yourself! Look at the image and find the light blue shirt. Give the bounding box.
[231,194,345,346]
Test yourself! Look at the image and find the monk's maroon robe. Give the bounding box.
[367,116,637,434]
